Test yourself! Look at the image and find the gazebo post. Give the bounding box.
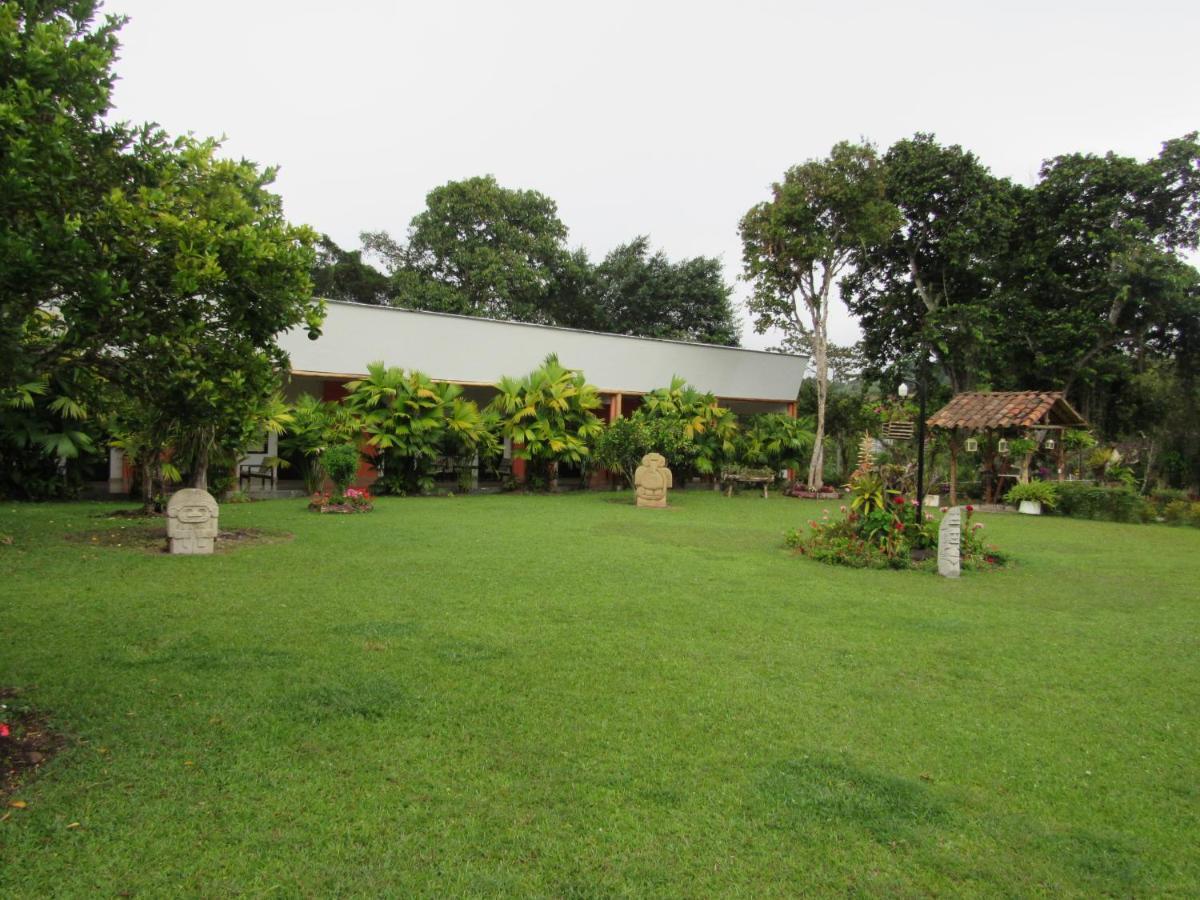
[1056,438,1066,481]
[948,428,959,507]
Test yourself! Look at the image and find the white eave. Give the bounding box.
[277,300,809,402]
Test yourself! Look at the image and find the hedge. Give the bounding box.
[1053,483,1153,523]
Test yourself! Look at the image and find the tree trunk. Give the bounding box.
[191,441,210,493]
[806,312,829,491]
[140,454,156,515]
[1019,452,1034,485]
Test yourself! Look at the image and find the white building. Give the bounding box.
[109,301,809,493]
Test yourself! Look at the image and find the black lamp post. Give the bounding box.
[899,354,929,504]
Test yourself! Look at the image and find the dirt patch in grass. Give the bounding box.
[99,508,160,519]
[1,688,67,803]
[66,525,292,554]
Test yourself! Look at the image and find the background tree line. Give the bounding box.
[746,135,1200,492]
[314,175,742,346]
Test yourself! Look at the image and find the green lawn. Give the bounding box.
[1,492,1197,896]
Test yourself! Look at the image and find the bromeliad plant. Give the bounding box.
[490,354,603,491]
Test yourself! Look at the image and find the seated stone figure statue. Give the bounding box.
[634,453,673,508]
[166,488,219,555]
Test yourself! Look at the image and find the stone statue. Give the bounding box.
[937,506,962,578]
[634,453,673,509]
[166,488,219,555]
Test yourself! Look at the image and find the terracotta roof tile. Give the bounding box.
[926,391,1087,430]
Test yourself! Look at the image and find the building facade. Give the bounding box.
[108,301,809,494]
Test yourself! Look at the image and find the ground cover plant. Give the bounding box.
[1,493,1198,895]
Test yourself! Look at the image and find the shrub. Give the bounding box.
[321,444,360,496]
[348,364,496,495]
[1004,481,1059,509]
[1163,500,1200,527]
[634,377,737,479]
[591,417,649,487]
[491,355,603,490]
[1151,488,1188,513]
[735,413,814,473]
[1053,483,1149,523]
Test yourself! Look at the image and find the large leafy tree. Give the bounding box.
[740,141,898,490]
[585,237,741,345]
[363,175,573,322]
[94,134,322,491]
[3,3,323,496]
[843,134,1017,392]
[1004,135,1200,401]
[310,234,391,305]
[0,0,132,393]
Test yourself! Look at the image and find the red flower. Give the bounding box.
[966,504,975,513]
[0,723,9,738]
[893,496,906,505]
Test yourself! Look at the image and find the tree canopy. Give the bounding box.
[584,237,740,345]
[1,2,323,496]
[740,140,898,489]
[360,179,740,345]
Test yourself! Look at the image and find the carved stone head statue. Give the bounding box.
[166,488,219,555]
[634,453,673,508]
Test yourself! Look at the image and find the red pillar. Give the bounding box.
[322,378,377,488]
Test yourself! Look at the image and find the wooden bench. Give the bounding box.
[721,470,775,499]
[238,464,275,490]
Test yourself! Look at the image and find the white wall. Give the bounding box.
[279,302,808,402]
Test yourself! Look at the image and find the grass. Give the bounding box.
[1,491,1197,896]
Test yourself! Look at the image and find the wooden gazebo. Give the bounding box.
[926,391,1088,504]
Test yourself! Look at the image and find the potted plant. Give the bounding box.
[1004,481,1058,516]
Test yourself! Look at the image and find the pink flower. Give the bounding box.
[972,522,984,530]
[940,506,948,513]
[0,723,9,738]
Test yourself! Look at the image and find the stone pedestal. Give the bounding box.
[634,453,673,508]
[937,506,962,578]
[166,488,219,555]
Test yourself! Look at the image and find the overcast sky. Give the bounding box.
[105,0,1200,349]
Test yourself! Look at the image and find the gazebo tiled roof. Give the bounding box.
[926,391,1086,431]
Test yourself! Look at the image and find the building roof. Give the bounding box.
[278,301,809,402]
[926,391,1087,430]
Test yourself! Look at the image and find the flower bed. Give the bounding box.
[785,475,1005,572]
[308,487,374,514]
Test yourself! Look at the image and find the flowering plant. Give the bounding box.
[308,486,374,514]
[786,496,1005,572]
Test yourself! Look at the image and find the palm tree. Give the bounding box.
[490,354,603,491]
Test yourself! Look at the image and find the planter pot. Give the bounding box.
[1017,500,1042,516]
